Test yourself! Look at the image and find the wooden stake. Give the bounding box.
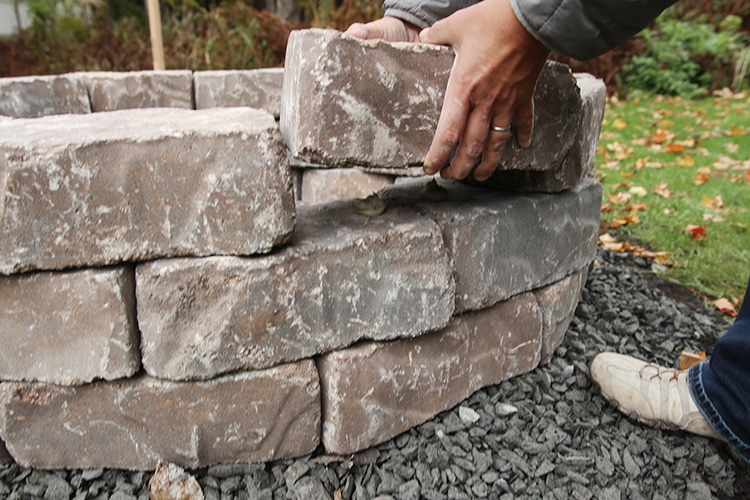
[146,0,165,70]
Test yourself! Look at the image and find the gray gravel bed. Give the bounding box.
[1,248,747,499]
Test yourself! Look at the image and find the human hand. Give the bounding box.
[419,0,550,181]
[345,16,422,42]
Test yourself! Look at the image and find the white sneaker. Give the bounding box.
[590,352,720,439]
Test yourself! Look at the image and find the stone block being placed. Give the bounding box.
[318,291,542,455]
[0,107,295,274]
[77,71,193,112]
[566,74,608,181]
[301,168,395,204]
[194,68,284,118]
[0,361,320,470]
[383,177,601,313]
[0,75,91,118]
[281,29,582,174]
[137,201,455,380]
[475,73,607,193]
[0,266,139,385]
[281,28,452,169]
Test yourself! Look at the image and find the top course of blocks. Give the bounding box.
[280,28,590,177]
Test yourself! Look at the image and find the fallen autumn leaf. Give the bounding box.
[712,298,738,317]
[654,182,671,198]
[685,224,707,241]
[679,350,707,370]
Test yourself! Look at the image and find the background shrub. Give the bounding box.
[618,15,749,97]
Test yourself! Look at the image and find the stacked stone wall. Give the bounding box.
[0,28,605,470]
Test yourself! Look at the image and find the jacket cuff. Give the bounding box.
[384,0,481,30]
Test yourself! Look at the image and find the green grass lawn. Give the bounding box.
[596,90,750,312]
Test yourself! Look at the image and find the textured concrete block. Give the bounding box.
[318,291,542,455]
[567,74,608,180]
[535,268,588,364]
[137,202,455,380]
[0,361,320,470]
[301,168,395,204]
[281,29,581,172]
[194,69,283,118]
[78,71,193,112]
[0,75,90,118]
[0,266,139,385]
[281,28,452,169]
[0,107,295,274]
[384,177,601,313]
[477,73,606,193]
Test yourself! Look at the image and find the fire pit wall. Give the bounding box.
[0,29,605,470]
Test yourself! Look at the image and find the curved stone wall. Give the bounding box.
[0,30,605,470]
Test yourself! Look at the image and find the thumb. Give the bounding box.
[418,20,453,45]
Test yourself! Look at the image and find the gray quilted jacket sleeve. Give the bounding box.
[383,0,677,60]
[383,0,481,29]
[510,0,677,60]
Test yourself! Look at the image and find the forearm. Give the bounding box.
[510,0,678,60]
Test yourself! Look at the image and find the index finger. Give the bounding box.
[423,76,471,175]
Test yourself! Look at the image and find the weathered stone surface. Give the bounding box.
[476,73,606,193]
[289,156,425,178]
[491,62,581,172]
[194,68,283,118]
[0,266,139,385]
[0,75,90,118]
[0,361,320,470]
[78,70,193,112]
[137,202,455,380]
[384,177,601,313]
[281,28,452,169]
[318,291,542,455]
[0,107,295,274]
[534,268,588,364]
[567,74,607,180]
[281,29,582,171]
[149,462,204,500]
[301,168,395,204]
[364,166,425,177]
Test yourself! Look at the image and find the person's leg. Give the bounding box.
[590,352,720,439]
[590,277,750,462]
[689,277,750,462]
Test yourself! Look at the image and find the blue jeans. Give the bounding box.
[689,277,750,463]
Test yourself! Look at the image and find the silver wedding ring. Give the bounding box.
[490,124,512,133]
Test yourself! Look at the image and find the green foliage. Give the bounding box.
[24,0,97,74]
[105,0,146,23]
[620,14,749,97]
[2,0,385,76]
[598,93,750,303]
[161,3,292,70]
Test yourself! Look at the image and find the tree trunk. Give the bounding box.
[13,0,22,32]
